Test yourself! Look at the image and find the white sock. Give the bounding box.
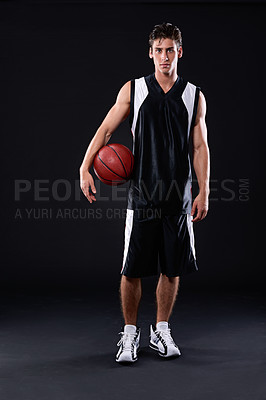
[156,321,169,331]
[124,324,137,333]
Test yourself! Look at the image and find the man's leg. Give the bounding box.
[149,273,181,357]
[116,275,142,363]
[155,273,180,323]
[119,275,142,325]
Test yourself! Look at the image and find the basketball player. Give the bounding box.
[80,23,210,363]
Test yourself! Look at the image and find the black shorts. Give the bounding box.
[121,209,198,278]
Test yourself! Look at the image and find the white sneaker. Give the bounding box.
[116,326,141,363]
[149,324,181,358]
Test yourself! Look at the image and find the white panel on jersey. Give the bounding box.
[121,209,134,274]
[187,214,196,259]
[131,77,149,139]
[181,82,196,138]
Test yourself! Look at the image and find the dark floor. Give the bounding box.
[0,286,265,400]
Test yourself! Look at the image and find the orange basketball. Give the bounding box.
[93,144,134,186]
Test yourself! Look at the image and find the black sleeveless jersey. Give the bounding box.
[127,72,201,215]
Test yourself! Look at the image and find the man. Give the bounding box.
[80,22,210,363]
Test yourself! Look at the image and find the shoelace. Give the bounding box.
[117,332,137,351]
[155,328,175,346]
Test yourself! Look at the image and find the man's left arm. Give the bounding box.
[191,91,210,222]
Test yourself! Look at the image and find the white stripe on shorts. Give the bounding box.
[187,214,196,259]
[121,209,134,274]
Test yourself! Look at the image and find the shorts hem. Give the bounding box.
[121,271,159,278]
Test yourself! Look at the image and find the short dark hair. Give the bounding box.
[149,22,182,50]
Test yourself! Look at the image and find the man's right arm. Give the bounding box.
[79,80,131,203]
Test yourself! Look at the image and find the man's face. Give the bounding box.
[149,37,182,74]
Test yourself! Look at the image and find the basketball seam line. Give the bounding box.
[97,154,126,180]
[95,172,124,183]
[106,145,128,178]
[95,169,125,182]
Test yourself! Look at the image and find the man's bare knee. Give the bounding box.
[121,275,141,284]
[160,273,179,283]
[168,276,179,284]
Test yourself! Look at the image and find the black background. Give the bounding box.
[1,0,265,295]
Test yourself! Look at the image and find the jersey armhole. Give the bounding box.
[190,86,201,131]
[129,79,135,129]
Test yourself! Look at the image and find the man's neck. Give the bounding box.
[154,70,178,89]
